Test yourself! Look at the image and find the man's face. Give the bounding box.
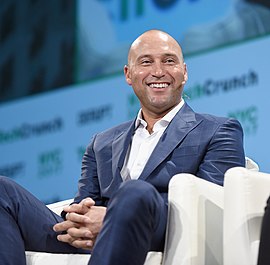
[124,31,188,117]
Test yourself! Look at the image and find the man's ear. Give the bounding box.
[182,63,188,85]
[124,65,132,86]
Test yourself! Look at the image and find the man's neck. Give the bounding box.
[140,111,162,134]
[140,101,184,134]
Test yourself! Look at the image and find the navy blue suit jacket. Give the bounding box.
[74,103,245,206]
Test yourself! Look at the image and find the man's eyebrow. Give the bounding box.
[163,53,178,58]
[136,55,152,60]
[137,53,178,60]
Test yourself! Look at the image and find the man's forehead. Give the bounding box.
[131,31,170,49]
[131,40,180,58]
[128,30,182,63]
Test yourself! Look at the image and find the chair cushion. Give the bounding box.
[26,251,162,265]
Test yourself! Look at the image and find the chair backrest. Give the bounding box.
[223,167,270,265]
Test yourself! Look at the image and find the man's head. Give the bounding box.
[124,30,188,118]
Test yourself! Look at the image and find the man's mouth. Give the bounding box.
[148,83,169,88]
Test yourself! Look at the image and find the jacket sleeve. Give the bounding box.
[197,118,245,186]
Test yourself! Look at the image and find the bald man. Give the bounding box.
[0,30,245,265]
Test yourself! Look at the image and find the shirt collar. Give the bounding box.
[135,99,185,129]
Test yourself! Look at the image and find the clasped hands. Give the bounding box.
[53,197,106,250]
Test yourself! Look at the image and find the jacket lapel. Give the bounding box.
[111,120,135,181]
[104,120,135,197]
[139,104,201,180]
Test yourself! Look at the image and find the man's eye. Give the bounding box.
[141,60,151,65]
[165,58,175,63]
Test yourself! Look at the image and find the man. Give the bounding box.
[0,30,245,265]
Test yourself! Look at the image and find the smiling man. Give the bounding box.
[0,30,245,265]
[54,30,245,265]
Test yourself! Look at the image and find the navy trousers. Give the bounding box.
[89,180,168,265]
[0,176,87,265]
[0,177,167,265]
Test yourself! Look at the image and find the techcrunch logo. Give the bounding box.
[185,70,258,100]
[0,117,63,144]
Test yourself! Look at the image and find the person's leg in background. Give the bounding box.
[181,0,270,54]
[257,195,270,265]
[89,180,168,265]
[0,176,86,265]
[246,0,270,9]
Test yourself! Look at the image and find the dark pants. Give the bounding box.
[89,179,167,265]
[0,176,87,265]
[0,177,167,265]
[257,195,270,265]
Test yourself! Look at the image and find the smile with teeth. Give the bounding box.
[149,83,169,88]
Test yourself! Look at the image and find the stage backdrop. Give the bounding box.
[0,0,269,203]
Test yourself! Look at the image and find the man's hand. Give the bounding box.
[53,198,106,249]
[53,197,95,233]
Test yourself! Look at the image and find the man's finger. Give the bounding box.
[53,220,77,232]
[63,204,84,214]
[57,233,94,250]
[63,199,94,215]
[66,212,91,224]
[80,198,95,207]
[67,227,93,239]
[71,239,94,250]
[56,233,74,244]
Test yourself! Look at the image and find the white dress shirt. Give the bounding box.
[120,100,185,181]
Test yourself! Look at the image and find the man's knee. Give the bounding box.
[105,180,167,248]
[107,180,164,222]
[116,180,158,205]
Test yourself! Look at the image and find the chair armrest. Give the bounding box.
[46,199,74,215]
[224,167,270,265]
[163,173,223,265]
[245,157,259,171]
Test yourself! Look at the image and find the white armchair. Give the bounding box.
[26,158,259,265]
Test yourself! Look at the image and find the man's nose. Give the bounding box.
[151,62,165,77]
